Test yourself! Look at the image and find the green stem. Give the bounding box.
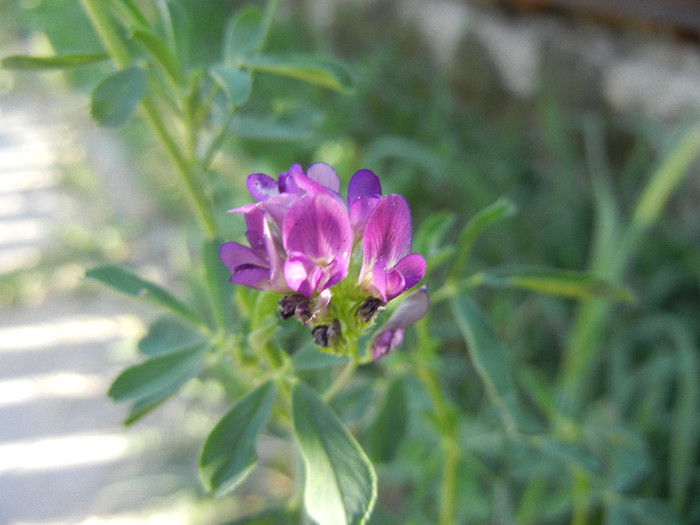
[141,99,219,238]
[415,365,460,525]
[322,359,358,403]
[80,0,219,238]
[80,0,131,68]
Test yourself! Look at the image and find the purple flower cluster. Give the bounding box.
[220,163,429,359]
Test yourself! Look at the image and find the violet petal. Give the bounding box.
[229,266,272,290]
[246,173,279,201]
[307,162,340,192]
[348,169,381,203]
[369,285,430,359]
[220,242,267,272]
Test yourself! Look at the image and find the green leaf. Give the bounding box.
[244,55,355,93]
[90,67,147,128]
[451,296,522,431]
[293,382,376,525]
[475,266,635,302]
[86,265,202,325]
[224,7,264,63]
[363,376,408,463]
[632,125,700,229]
[1,53,109,70]
[138,315,205,356]
[199,381,276,495]
[209,65,253,107]
[230,112,320,141]
[203,237,234,329]
[292,344,349,370]
[447,197,517,281]
[130,27,180,82]
[108,343,207,402]
[158,0,190,74]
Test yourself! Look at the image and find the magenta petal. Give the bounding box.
[220,242,267,271]
[284,253,317,298]
[350,195,381,239]
[307,162,340,192]
[283,193,352,263]
[362,194,413,268]
[348,169,381,203]
[369,257,388,302]
[246,173,279,201]
[385,253,426,301]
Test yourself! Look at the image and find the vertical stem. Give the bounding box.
[415,365,460,525]
[141,99,219,237]
[80,0,219,238]
[80,0,131,68]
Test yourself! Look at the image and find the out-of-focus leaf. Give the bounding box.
[138,315,205,356]
[159,0,190,74]
[209,65,253,107]
[363,376,408,463]
[108,343,207,402]
[451,296,522,431]
[244,55,355,93]
[224,7,264,63]
[632,125,700,230]
[535,436,600,475]
[475,266,635,302]
[605,498,681,525]
[414,212,455,256]
[123,388,174,426]
[200,381,276,495]
[1,53,108,70]
[667,322,699,512]
[293,382,376,525]
[86,265,202,325]
[230,112,321,141]
[447,197,517,281]
[292,344,348,370]
[90,67,147,128]
[130,27,180,82]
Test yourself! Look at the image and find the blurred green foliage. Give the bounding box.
[3,0,699,523]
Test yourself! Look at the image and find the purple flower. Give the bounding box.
[221,163,345,295]
[370,285,429,360]
[282,192,353,298]
[347,169,382,240]
[220,206,290,292]
[358,194,426,302]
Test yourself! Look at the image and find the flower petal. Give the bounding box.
[220,242,267,272]
[284,252,317,298]
[385,253,426,301]
[369,285,430,359]
[348,169,381,203]
[307,162,340,192]
[362,194,413,269]
[283,193,352,264]
[371,328,404,361]
[349,195,381,239]
[230,266,272,290]
[246,173,279,201]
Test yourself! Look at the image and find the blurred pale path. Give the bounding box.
[0,102,193,525]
